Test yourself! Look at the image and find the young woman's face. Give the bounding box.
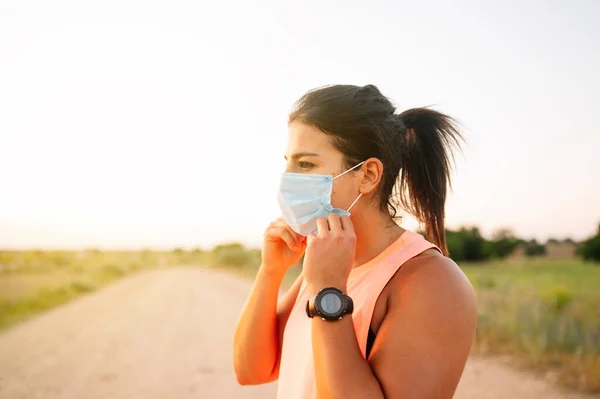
[284,120,363,211]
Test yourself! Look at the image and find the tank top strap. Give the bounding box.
[349,230,440,358]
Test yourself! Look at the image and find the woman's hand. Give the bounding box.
[262,218,306,277]
[303,214,356,294]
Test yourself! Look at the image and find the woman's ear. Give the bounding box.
[359,158,384,195]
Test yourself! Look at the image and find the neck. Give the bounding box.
[351,207,404,268]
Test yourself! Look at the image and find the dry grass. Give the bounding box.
[463,259,600,393]
[0,249,208,330]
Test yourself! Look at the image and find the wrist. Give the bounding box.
[306,279,348,297]
[258,264,287,282]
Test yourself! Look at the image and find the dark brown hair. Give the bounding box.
[289,84,464,255]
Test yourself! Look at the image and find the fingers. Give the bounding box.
[327,213,342,234]
[316,217,329,236]
[313,215,347,236]
[340,215,354,232]
[264,225,297,250]
[276,217,302,239]
[284,225,303,247]
[264,218,303,250]
[307,231,318,246]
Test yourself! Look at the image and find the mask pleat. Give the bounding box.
[277,165,362,236]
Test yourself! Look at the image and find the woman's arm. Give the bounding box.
[309,255,477,399]
[233,269,303,385]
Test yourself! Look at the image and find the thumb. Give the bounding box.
[306,232,317,246]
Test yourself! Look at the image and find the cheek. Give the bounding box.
[330,182,355,209]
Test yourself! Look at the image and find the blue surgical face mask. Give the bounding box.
[278,162,364,236]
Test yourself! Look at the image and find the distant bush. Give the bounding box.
[578,223,600,263]
[69,281,94,293]
[444,227,557,263]
[488,228,522,259]
[446,227,488,262]
[212,243,256,267]
[45,251,74,267]
[85,248,103,256]
[524,239,547,257]
[543,287,574,312]
[140,249,153,260]
[100,263,126,280]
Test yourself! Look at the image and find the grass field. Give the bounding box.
[0,249,207,330]
[462,259,600,392]
[1,248,598,393]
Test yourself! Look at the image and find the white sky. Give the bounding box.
[1,0,599,250]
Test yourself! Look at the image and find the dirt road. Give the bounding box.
[0,268,593,399]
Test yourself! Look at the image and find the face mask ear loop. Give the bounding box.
[332,161,365,180]
[346,193,362,212]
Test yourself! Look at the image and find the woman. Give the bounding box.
[233,84,477,399]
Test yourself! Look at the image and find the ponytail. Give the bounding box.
[397,108,464,256]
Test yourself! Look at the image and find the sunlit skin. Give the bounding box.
[233,121,478,398]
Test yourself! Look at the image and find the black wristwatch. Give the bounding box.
[305,287,354,321]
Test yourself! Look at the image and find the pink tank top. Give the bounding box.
[276,229,439,399]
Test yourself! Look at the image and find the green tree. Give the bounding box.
[446,227,488,262]
[578,223,600,263]
[212,242,252,267]
[524,239,546,257]
[488,228,522,258]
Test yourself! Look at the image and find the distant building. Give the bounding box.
[506,244,527,262]
[545,241,577,260]
[507,240,577,261]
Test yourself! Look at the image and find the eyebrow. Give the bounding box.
[284,152,320,160]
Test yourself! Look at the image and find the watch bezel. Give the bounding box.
[306,287,353,321]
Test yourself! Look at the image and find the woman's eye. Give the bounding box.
[298,161,314,169]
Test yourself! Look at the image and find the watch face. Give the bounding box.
[319,292,342,315]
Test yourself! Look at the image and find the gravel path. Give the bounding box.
[0,268,594,399]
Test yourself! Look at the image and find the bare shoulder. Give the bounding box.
[380,248,478,349]
[390,249,476,313]
[368,250,478,397]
